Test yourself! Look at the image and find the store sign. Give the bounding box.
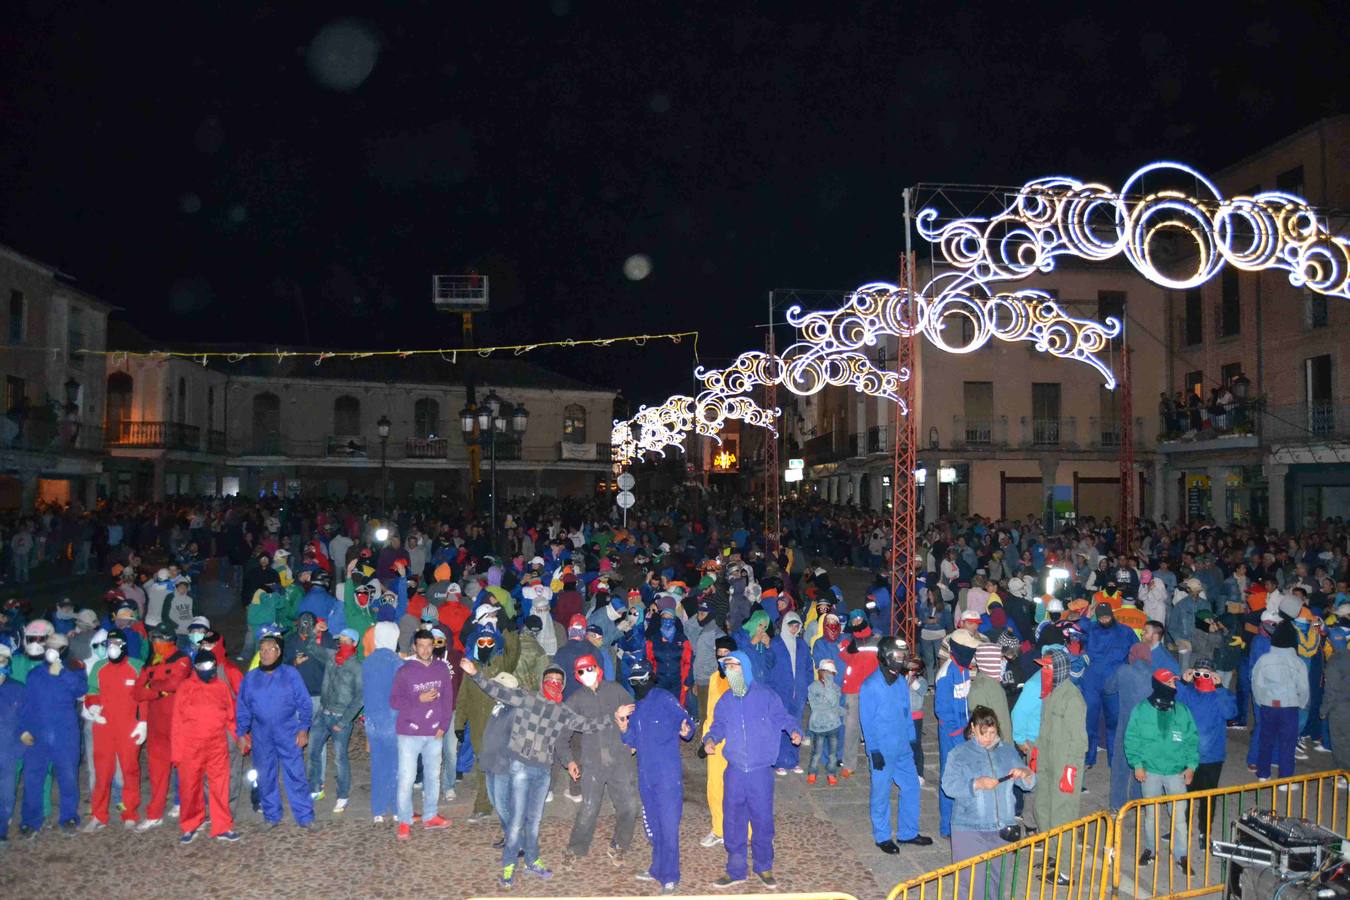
[787,458,805,470]
[784,468,803,483]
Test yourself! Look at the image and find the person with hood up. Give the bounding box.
[1106,641,1155,811]
[389,629,455,839]
[1251,618,1310,783]
[768,612,811,774]
[171,649,240,843]
[361,620,402,822]
[688,599,726,723]
[458,616,520,823]
[735,608,776,683]
[943,706,1036,898]
[861,636,933,854]
[0,644,22,844]
[618,658,695,895]
[525,585,565,656]
[935,637,976,837]
[967,643,1012,743]
[515,616,552,692]
[699,635,739,848]
[562,652,641,864]
[1082,602,1138,768]
[1124,668,1199,873]
[306,627,364,813]
[553,614,595,698]
[646,604,693,708]
[17,634,86,835]
[235,629,317,830]
[133,623,192,830]
[144,568,174,629]
[837,607,880,778]
[1177,659,1236,842]
[1032,647,1087,883]
[197,629,246,813]
[82,628,145,831]
[588,592,625,650]
[702,651,803,889]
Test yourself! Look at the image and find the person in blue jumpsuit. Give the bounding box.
[18,640,87,834]
[935,640,975,837]
[768,613,812,772]
[361,621,402,821]
[860,636,933,853]
[1081,603,1138,767]
[236,630,316,828]
[0,647,25,843]
[619,659,694,894]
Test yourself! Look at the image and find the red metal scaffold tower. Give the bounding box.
[889,218,918,648]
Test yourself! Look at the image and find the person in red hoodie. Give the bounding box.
[171,649,240,843]
[553,573,585,627]
[82,628,147,830]
[134,624,193,831]
[836,608,880,778]
[200,629,246,814]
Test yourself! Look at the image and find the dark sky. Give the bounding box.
[2,1,1344,404]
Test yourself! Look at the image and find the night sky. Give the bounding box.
[2,1,1344,403]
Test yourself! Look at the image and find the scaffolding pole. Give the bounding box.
[890,190,919,648]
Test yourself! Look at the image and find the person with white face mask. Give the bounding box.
[561,653,640,865]
[17,633,87,835]
[0,644,21,844]
[82,629,146,831]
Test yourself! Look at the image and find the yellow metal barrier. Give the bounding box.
[467,895,861,900]
[887,811,1114,900]
[1111,768,1350,899]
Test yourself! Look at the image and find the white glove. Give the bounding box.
[82,704,107,725]
[130,721,148,745]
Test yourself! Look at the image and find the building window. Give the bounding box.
[67,307,85,364]
[207,387,215,429]
[962,382,993,444]
[4,375,24,414]
[413,397,440,438]
[1184,370,1204,398]
[563,404,586,443]
[1220,362,1242,388]
[1031,382,1061,445]
[8,290,23,343]
[176,377,188,423]
[333,395,361,435]
[1305,354,1333,437]
[1276,165,1305,196]
[1183,289,1203,345]
[1097,290,1125,325]
[251,393,281,453]
[1305,289,1329,329]
[1219,268,1240,337]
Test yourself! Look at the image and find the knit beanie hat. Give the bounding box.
[1271,619,1298,649]
[974,643,1004,679]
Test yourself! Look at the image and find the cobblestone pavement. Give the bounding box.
[2,563,1340,899]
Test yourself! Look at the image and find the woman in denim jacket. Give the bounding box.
[941,706,1036,899]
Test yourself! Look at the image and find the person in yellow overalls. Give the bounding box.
[699,635,739,848]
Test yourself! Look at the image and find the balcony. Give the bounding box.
[1,419,105,454]
[1086,417,1146,450]
[1157,398,1263,453]
[951,415,1009,449]
[106,421,201,451]
[1020,416,1076,449]
[207,429,227,454]
[866,425,886,454]
[326,435,368,457]
[802,430,849,464]
[1264,401,1350,444]
[406,437,449,459]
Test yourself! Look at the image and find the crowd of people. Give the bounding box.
[2,490,1349,895]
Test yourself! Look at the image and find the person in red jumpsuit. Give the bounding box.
[134,624,192,831]
[82,629,146,830]
[171,649,240,843]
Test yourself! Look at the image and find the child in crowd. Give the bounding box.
[806,658,843,785]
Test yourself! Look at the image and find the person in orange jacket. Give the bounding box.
[133,624,193,831]
[82,629,147,830]
[172,649,240,843]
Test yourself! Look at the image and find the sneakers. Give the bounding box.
[82,819,106,833]
[1177,855,1192,876]
[775,768,787,776]
[1277,783,1297,793]
[606,845,626,867]
[216,831,241,842]
[372,815,386,824]
[917,775,926,787]
[1314,742,1332,753]
[123,820,137,830]
[840,768,854,778]
[443,788,457,801]
[661,883,677,895]
[423,815,451,829]
[713,875,747,887]
[1139,849,1155,866]
[168,804,180,819]
[310,790,325,801]
[827,775,838,786]
[807,774,817,785]
[466,811,492,825]
[179,829,198,845]
[545,790,554,803]
[524,860,553,880]
[1297,737,1309,752]
[136,818,164,832]
[699,831,724,848]
[333,798,349,814]
[499,864,516,890]
[1294,749,1310,761]
[792,766,804,774]
[397,824,411,841]
[757,871,778,888]
[635,872,658,882]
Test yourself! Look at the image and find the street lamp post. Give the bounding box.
[377,415,391,514]
[460,389,528,555]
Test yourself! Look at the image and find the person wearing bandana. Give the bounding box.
[361,621,402,822]
[702,651,803,889]
[133,624,193,830]
[618,658,694,895]
[171,649,240,843]
[561,653,640,865]
[457,618,517,824]
[82,628,146,831]
[235,630,317,830]
[860,636,932,854]
[1031,647,1087,883]
[1081,602,1138,771]
[306,627,364,814]
[1124,668,1199,873]
[1177,659,1236,842]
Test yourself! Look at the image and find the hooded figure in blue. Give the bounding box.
[702,651,803,885]
[0,652,23,838]
[236,631,315,827]
[298,578,347,636]
[935,639,976,837]
[1106,642,1154,810]
[866,576,892,636]
[618,659,694,891]
[768,612,811,771]
[1081,603,1138,768]
[361,621,403,820]
[18,643,86,832]
[860,636,933,852]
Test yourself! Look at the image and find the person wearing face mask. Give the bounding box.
[1082,602,1138,770]
[390,630,456,840]
[306,628,364,814]
[968,643,1013,743]
[561,653,641,865]
[1030,647,1087,883]
[1107,642,1155,812]
[133,623,193,831]
[618,659,694,895]
[82,629,146,831]
[1177,659,1236,843]
[181,616,211,655]
[235,630,318,831]
[361,620,402,822]
[699,635,740,849]
[170,649,240,843]
[687,599,726,724]
[1251,618,1310,785]
[458,618,516,825]
[702,651,803,888]
[17,632,86,835]
[197,630,245,815]
[0,644,22,845]
[768,613,811,776]
[645,607,692,709]
[860,636,933,855]
[1124,668,1199,873]
[12,619,55,685]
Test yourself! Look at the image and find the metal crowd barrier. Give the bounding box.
[887,811,1115,900]
[468,895,861,900]
[1111,768,1350,899]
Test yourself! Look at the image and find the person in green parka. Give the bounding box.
[1124,668,1199,872]
[455,622,520,822]
[1031,647,1087,884]
[513,616,552,693]
[968,644,1013,743]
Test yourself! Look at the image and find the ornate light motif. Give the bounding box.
[611,392,778,466]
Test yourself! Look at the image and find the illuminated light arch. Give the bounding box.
[611,392,779,466]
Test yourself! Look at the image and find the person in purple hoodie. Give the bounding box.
[389,628,456,840]
[702,650,803,889]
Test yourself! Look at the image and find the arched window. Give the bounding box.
[251,392,281,453]
[333,395,361,435]
[176,377,187,423]
[207,387,215,429]
[105,372,133,440]
[414,398,440,438]
[563,404,586,443]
